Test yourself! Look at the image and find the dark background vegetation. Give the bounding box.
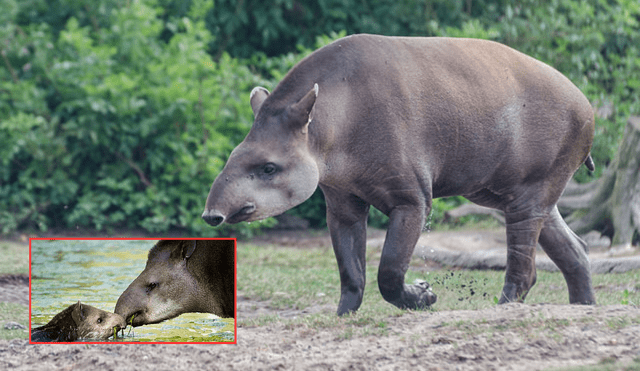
[1,0,638,236]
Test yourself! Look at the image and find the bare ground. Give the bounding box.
[2,229,640,370]
[1,304,640,370]
[0,274,28,307]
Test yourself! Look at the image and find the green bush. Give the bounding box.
[0,0,271,236]
[2,0,638,235]
[207,0,513,58]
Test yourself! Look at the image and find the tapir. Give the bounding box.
[115,239,235,327]
[31,301,126,342]
[202,34,597,315]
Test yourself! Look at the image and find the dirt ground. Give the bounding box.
[2,229,640,370]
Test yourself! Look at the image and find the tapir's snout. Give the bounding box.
[202,202,256,226]
[112,315,127,332]
[202,210,225,226]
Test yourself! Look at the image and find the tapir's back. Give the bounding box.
[286,34,594,200]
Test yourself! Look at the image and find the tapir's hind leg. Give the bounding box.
[538,206,596,304]
[499,211,544,303]
[378,205,437,310]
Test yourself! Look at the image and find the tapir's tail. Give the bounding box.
[584,154,595,171]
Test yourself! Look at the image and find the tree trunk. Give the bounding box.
[559,116,640,248]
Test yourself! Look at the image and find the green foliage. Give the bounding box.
[621,289,630,305]
[1,0,269,236]
[2,0,638,235]
[207,0,513,58]
[367,196,471,230]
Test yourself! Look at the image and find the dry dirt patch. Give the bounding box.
[1,304,639,370]
[0,275,29,307]
[2,229,640,370]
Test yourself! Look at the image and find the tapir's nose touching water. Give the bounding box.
[203,34,596,315]
[115,239,235,327]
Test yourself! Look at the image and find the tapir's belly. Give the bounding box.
[333,101,564,213]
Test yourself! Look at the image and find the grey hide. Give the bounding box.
[202,34,596,315]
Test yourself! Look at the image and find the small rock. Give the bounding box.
[432,337,454,345]
[4,322,26,330]
[456,353,477,361]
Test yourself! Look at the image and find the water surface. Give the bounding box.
[30,239,235,342]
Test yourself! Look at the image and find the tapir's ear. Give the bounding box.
[182,240,197,260]
[250,87,270,118]
[288,83,318,133]
[72,301,85,323]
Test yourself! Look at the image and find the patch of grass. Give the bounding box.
[551,356,640,371]
[336,326,355,341]
[0,241,29,275]
[238,242,640,337]
[0,302,29,340]
[237,244,342,311]
[591,269,640,305]
[605,316,632,331]
[411,269,504,311]
[0,241,29,341]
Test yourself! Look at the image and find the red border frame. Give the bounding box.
[29,237,237,345]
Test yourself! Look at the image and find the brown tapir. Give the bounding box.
[31,301,126,342]
[202,34,597,315]
[115,239,235,327]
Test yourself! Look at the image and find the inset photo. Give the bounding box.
[29,238,236,344]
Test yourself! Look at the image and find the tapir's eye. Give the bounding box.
[263,163,277,175]
[97,318,103,324]
[146,282,158,293]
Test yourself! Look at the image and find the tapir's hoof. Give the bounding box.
[410,279,437,309]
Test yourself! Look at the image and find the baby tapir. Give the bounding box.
[115,239,235,327]
[202,34,597,315]
[31,301,125,342]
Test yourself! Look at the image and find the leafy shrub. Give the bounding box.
[2,0,638,235]
[1,0,271,236]
[207,0,512,58]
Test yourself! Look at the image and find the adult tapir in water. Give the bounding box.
[115,239,235,326]
[202,34,597,315]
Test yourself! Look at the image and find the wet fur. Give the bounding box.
[31,301,125,342]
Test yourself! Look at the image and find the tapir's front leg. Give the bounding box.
[322,186,370,316]
[378,204,437,309]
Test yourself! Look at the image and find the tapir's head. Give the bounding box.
[202,84,320,226]
[115,240,206,326]
[72,302,126,340]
